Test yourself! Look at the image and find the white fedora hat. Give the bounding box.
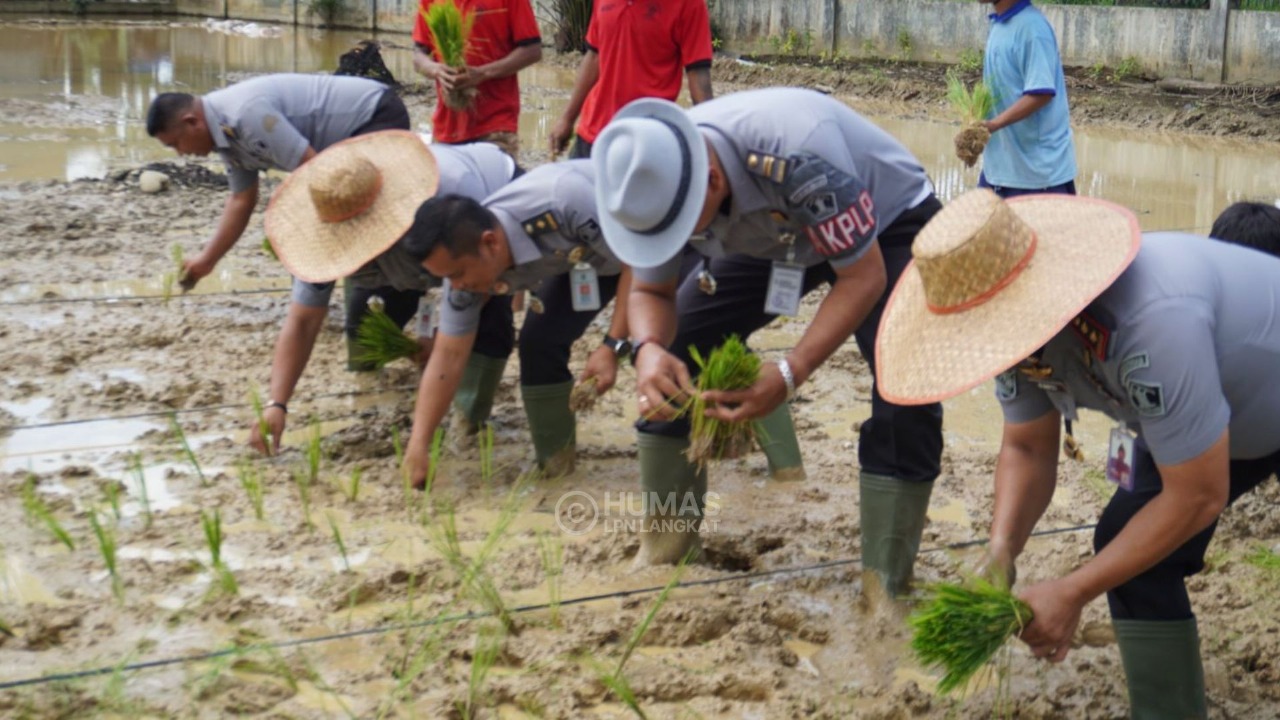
[593,98,708,269]
[875,189,1142,405]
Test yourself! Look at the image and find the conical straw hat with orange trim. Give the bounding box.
[875,189,1142,406]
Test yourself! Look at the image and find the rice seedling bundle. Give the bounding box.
[947,72,996,168]
[684,335,761,468]
[909,577,1033,694]
[421,0,478,111]
[354,307,419,369]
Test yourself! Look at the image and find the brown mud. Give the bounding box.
[1,50,1279,720]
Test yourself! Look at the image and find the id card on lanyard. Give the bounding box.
[764,232,804,317]
[571,263,602,311]
[1106,425,1137,492]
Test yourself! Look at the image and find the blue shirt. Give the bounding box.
[982,1,1076,189]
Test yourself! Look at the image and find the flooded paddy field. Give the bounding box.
[1,17,1280,719]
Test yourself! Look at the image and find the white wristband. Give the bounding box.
[777,359,797,401]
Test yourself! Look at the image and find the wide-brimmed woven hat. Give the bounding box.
[264,130,439,283]
[875,189,1142,405]
[593,97,708,269]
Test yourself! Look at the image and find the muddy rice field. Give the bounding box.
[1,21,1280,719]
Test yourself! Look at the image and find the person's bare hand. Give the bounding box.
[634,345,695,421]
[453,65,490,90]
[181,254,215,291]
[435,65,463,93]
[1017,577,1085,664]
[581,345,618,394]
[973,542,1018,589]
[549,115,574,158]
[403,438,432,491]
[249,406,285,456]
[700,362,788,422]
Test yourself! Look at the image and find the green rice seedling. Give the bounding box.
[103,480,122,522]
[537,531,564,628]
[684,335,761,468]
[616,551,690,675]
[458,622,505,720]
[201,509,238,595]
[128,452,152,529]
[947,70,996,168]
[261,236,278,261]
[421,426,445,499]
[909,577,1034,694]
[22,475,75,551]
[237,460,266,521]
[596,667,646,720]
[304,418,323,487]
[376,608,458,720]
[89,510,123,601]
[392,425,417,518]
[428,487,524,633]
[1246,544,1280,582]
[353,308,419,370]
[248,387,272,453]
[421,0,477,110]
[293,470,314,531]
[341,466,362,503]
[327,513,351,572]
[169,413,207,486]
[478,422,495,487]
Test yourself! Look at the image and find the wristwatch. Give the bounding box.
[603,334,632,358]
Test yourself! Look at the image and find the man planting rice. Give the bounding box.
[592,89,944,585]
[876,188,1280,719]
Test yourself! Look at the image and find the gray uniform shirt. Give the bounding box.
[439,160,623,336]
[203,74,387,193]
[998,232,1280,466]
[292,142,517,307]
[636,87,934,283]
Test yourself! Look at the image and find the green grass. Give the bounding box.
[909,578,1033,694]
[127,452,152,529]
[946,71,996,124]
[89,511,123,601]
[22,475,75,550]
[957,47,982,73]
[422,0,474,67]
[237,460,266,521]
[684,336,761,468]
[169,413,206,486]
[353,308,418,370]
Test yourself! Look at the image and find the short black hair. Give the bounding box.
[146,93,196,137]
[1210,201,1280,257]
[399,194,497,261]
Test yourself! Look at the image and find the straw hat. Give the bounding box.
[875,189,1142,405]
[264,130,440,283]
[593,98,708,269]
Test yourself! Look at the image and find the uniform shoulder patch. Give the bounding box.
[745,151,789,184]
[1119,352,1149,381]
[220,124,238,141]
[995,369,1018,401]
[521,211,561,238]
[1125,378,1165,417]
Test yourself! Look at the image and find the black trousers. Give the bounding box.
[637,196,944,483]
[519,272,620,385]
[1096,439,1280,620]
[346,89,419,340]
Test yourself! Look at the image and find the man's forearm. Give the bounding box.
[267,303,327,406]
[986,93,1053,133]
[409,331,475,450]
[607,268,633,340]
[989,414,1062,557]
[687,66,713,104]
[627,281,679,348]
[203,184,258,266]
[476,43,542,81]
[559,50,600,127]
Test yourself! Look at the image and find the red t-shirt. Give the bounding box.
[413,0,541,143]
[577,0,713,144]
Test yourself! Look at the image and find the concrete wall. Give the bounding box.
[0,0,169,15]
[713,0,1278,84]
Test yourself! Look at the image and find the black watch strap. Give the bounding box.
[629,340,658,367]
[603,334,632,357]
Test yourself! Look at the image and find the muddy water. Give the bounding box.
[3,18,1279,233]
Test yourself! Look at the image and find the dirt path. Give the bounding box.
[1,54,1279,720]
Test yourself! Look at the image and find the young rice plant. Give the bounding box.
[169,413,207,486]
[684,335,762,468]
[89,510,123,601]
[421,0,477,110]
[21,475,75,551]
[353,307,419,369]
[237,460,266,521]
[947,71,996,168]
[909,577,1033,694]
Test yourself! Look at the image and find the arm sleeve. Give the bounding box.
[784,148,877,269]
[412,0,433,48]
[437,280,486,336]
[996,368,1057,424]
[290,278,335,308]
[1118,302,1230,466]
[1020,25,1060,95]
[239,100,310,171]
[225,163,259,194]
[509,0,542,44]
[584,2,600,49]
[633,253,685,285]
[678,0,714,68]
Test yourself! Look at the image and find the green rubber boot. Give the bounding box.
[634,433,708,567]
[859,472,934,599]
[755,404,806,481]
[521,382,577,477]
[1114,618,1208,720]
[449,353,508,447]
